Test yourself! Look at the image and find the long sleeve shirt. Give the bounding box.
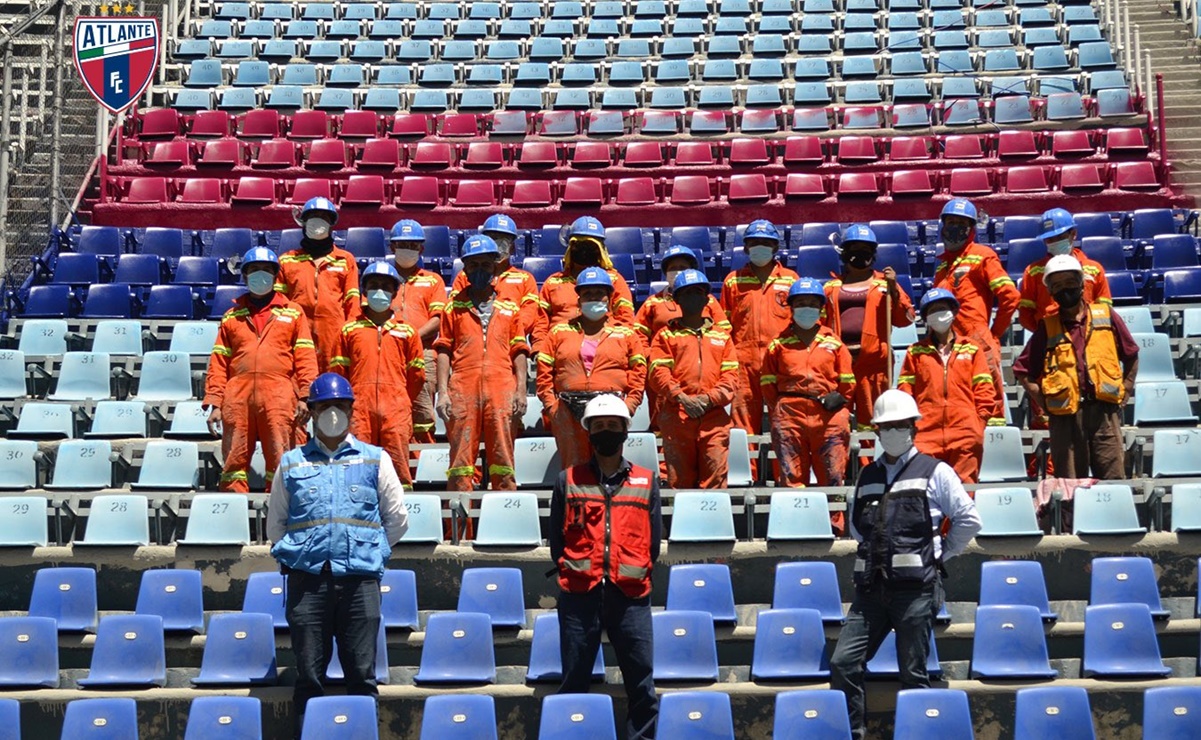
[549,459,663,566]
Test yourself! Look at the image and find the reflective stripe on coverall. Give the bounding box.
[275,247,360,372]
[391,268,446,444]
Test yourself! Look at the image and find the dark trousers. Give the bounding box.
[558,581,658,740]
[286,569,382,739]
[828,581,943,740]
[1048,400,1126,480]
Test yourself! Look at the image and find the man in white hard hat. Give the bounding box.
[549,393,661,740]
[829,389,981,740]
[1013,254,1139,479]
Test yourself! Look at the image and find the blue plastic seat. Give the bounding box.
[0,492,47,544]
[1134,380,1197,425]
[1171,483,1201,531]
[1073,483,1145,535]
[173,89,213,112]
[82,284,136,319]
[474,491,540,544]
[772,561,844,623]
[132,351,194,403]
[457,567,525,627]
[1077,41,1116,69]
[232,61,270,88]
[259,40,298,62]
[1014,687,1096,739]
[362,88,401,112]
[198,17,234,36]
[132,440,199,490]
[539,694,617,740]
[666,564,736,622]
[79,614,166,687]
[135,569,203,632]
[1083,603,1170,677]
[773,690,852,739]
[184,696,263,740]
[61,699,139,739]
[185,59,224,88]
[314,89,354,112]
[177,493,249,545]
[894,689,973,740]
[0,349,27,400]
[142,285,195,320]
[526,612,604,682]
[51,252,102,286]
[264,86,305,111]
[394,493,442,544]
[974,488,1041,537]
[45,439,112,491]
[16,319,67,355]
[1143,686,1201,740]
[652,610,718,681]
[415,612,496,683]
[969,604,1056,678]
[327,63,364,87]
[750,59,785,83]
[300,696,377,740]
[766,490,835,540]
[373,569,419,630]
[668,491,735,542]
[29,567,97,631]
[0,616,58,687]
[751,608,829,680]
[242,572,287,629]
[1089,556,1169,618]
[656,692,734,738]
[866,629,942,677]
[9,402,73,440]
[419,695,498,740]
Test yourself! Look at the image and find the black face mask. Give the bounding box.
[573,250,600,267]
[590,430,628,457]
[841,251,874,270]
[675,292,708,316]
[1053,286,1084,311]
[467,268,494,288]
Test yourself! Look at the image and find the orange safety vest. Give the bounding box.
[1041,303,1125,415]
[558,463,656,598]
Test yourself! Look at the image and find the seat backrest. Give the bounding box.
[773,689,853,739]
[974,487,1041,537]
[978,426,1027,483]
[1152,429,1201,477]
[0,616,58,687]
[61,699,140,738]
[651,610,719,680]
[419,695,499,740]
[242,571,287,628]
[82,614,166,686]
[1132,333,1177,382]
[165,401,212,439]
[0,350,27,400]
[184,696,264,740]
[456,567,526,627]
[380,569,419,629]
[772,561,844,622]
[87,400,147,438]
[474,492,540,546]
[978,560,1056,620]
[134,440,200,489]
[1088,556,1166,615]
[29,566,98,631]
[666,564,736,622]
[893,689,973,739]
[12,402,74,439]
[168,322,219,355]
[91,320,144,355]
[970,604,1054,679]
[17,319,68,355]
[300,696,378,740]
[49,440,113,489]
[1142,687,1201,740]
[526,612,604,682]
[50,352,111,401]
[1073,483,1144,534]
[135,568,203,632]
[80,494,150,545]
[396,493,442,544]
[1171,483,1201,531]
[414,612,496,684]
[178,493,250,545]
[669,490,735,542]
[0,492,48,545]
[767,490,835,540]
[1082,602,1168,677]
[538,694,616,740]
[413,447,451,485]
[657,692,734,739]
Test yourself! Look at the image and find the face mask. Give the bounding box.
[842,251,874,270]
[304,217,332,241]
[246,270,275,296]
[675,292,708,316]
[492,237,513,260]
[316,407,350,439]
[572,249,600,268]
[926,309,955,334]
[748,245,775,267]
[1053,286,1084,310]
[580,300,609,321]
[877,427,915,458]
[590,429,628,457]
[665,270,683,290]
[941,222,972,251]
[366,289,393,313]
[1046,238,1073,257]
[394,248,420,269]
[467,268,494,289]
[793,307,821,330]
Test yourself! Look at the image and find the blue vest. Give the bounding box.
[850,452,942,590]
[270,436,390,579]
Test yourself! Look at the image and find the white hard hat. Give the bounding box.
[580,394,630,430]
[872,389,922,424]
[1042,254,1084,286]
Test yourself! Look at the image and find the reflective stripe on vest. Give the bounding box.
[559,463,655,599]
[1042,303,1125,415]
[851,453,942,588]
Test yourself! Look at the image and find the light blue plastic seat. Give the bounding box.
[419,695,498,740]
[47,440,113,490]
[773,690,852,739]
[79,494,150,545]
[167,322,218,356]
[1089,556,1169,618]
[174,89,212,111]
[1152,429,1201,477]
[29,567,98,631]
[185,59,224,88]
[511,438,558,489]
[17,319,68,355]
[766,490,835,540]
[1014,687,1096,740]
[259,40,298,62]
[752,608,830,680]
[772,561,844,623]
[652,610,718,681]
[977,426,1027,483]
[1134,381,1197,425]
[669,491,735,542]
[85,401,146,439]
[233,61,270,88]
[745,84,783,108]
[90,320,144,356]
[457,567,525,627]
[539,694,617,740]
[178,493,250,544]
[414,612,496,683]
[1171,483,1201,531]
[61,699,139,739]
[164,401,212,439]
[135,568,203,632]
[131,440,199,490]
[176,38,214,61]
[48,352,111,401]
[314,88,355,112]
[0,493,47,544]
[413,447,450,485]
[474,492,540,546]
[0,616,58,687]
[79,614,166,687]
[184,696,264,739]
[970,605,1056,678]
[1073,483,1145,534]
[300,696,378,740]
[974,487,1041,536]
[1082,603,1170,677]
[264,85,305,111]
[396,493,442,544]
[242,572,287,629]
[326,64,364,88]
[526,613,604,682]
[133,351,194,402]
[0,349,27,400]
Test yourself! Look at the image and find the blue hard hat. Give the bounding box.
[389,219,425,242]
[300,196,338,223]
[941,198,978,221]
[361,260,401,288]
[569,216,606,241]
[672,268,710,293]
[744,219,781,244]
[1039,208,1076,241]
[240,247,279,270]
[919,287,960,315]
[575,266,614,292]
[788,277,826,303]
[840,224,878,248]
[462,234,500,258]
[482,214,518,237]
[661,245,700,271]
[308,372,355,404]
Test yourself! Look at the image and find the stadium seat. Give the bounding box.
[78,494,150,546]
[0,492,48,545]
[378,569,419,630]
[178,493,250,545]
[979,561,1056,620]
[131,351,194,402]
[1089,556,1169,618]
[300,697,378,740]
[163,401,213,439]
[0,350,27,400]
[60,699,139,739]
[242,572,287,629]
[46,440,113,490]
[656,692,734,739]
[526,612,604,682]
[20,284,74,318]
[666,564,736,623]
[29,567,98,632]
[135,568,203,632]
[1073,483,1145,535]
[668,491,735,542]
[395,493,443,544]
[652,610,718,681]
[419,695,499,740]
[52,252,102,286]
[0,616,58,687]
[512,437,561,489]
[538,694,617,740]
[1082,603,1170,677]
[773,690,852,739]
[1142,686,1201,739]
[772,561,844,623]
[183,696,263,740]
[457,567,526,628]
[893,689,973,740]
[751,608,829,680]
[8,402,73,440]
[974,488,1042,537]
[168,322,219,356]
[1133,380,1197,425]
[17,318,68,355]
[969,604,1056,678]
[765,490,834,540]
[978,426,1028,482]
[1171,484,1201,531]
[866,630,942,678]
[81,284,136,319]
[78,614,166,687]
[131,440,199,490]
[414,612,496,683]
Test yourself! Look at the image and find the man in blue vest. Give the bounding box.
[829,389,981,740]
[267,373,408,739]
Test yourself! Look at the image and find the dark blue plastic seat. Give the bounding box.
[456,567,526,628]
[1089,556,1169,618]
[242,571,287,629]
[1082,603,1171,677]
[526,612,604,682]
[79,614,166,687]
[1014,687,1097,740]
[538,694,616,740]
[0,616,58,687]
[1143,686,1201,740]
[657,692,734,739]
[666,564,736,622]
[752,608,829,679]
[970,605,1057,678]
[135,569,204,633]
[192,613,277,685]
[419,695,498,740]
[652,610,718,681]
[894,689,973,740]
[183,696,263,740]
[773,690,852,739]
[415,612,496,683]
[61,699,138,739]
[300,696,378,740]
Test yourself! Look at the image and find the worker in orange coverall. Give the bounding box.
[388,219,446,445]
[435,235,530,497]
[533,216,636,348]
[329,261,426,487]
[822,224,915,430]
[536,267,647,470]
[648,269,740,489]
[450,214,540,335]
[1017,208,1113,333]
[275,197,361,372]
[897,288,1001,484]
[720,219,799,440]
[931,198,1019,415]
[205,247,318,492]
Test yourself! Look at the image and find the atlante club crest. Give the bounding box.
[73,16,160,114]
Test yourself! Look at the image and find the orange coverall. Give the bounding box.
[932,241,1020,415]
[635,290,730,429]
[204,293,318,492]
[1018,249,1112,332]
[822,273,916,429]
[648,319,740,489]
[435,297,529,492]
[535,321,647,469]
[329,316,426,485]
[898,337,1001,484]
[275,246,360,372]
[391,268,447,444]
[533,269,637,348]
[719,263,798,435]
[761,327,856,489]
[451,266,540,335]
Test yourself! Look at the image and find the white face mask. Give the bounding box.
[246,270,275,296]
[793,306,821,330]
[394,248,420,269]
[366,289,393,313]
[304,217,332,240]
[926,309,955,334]
[491,236,513,259]
[580,301,609,321]
[748,245,775,267]
[665,269,683,291]
[877,427,915,458]
[317,407,350,439]
[1046,238,1073,257]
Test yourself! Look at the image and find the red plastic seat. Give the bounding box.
[359,138,401,169]
[440,113,481,137]
[1006,166,1051,193]
[784,173,827,198]
[728,138,770,166]
[888,136,932,161]
[397,176,441,206]
[510,180,554,207]
[1059,163,1104,192]
[997,130,1039,159]
[571,141,613,168]
[252,138,298,169]
[517,141,559,168]
[943,134,985,160]
[670,175,712,206]
[464,141,505,169]
[140,109,182,139]
[146,140,192,168]
[675,142,716,167]
[452,179,499,207]
[288,110,330,140]
[125,177,171,203]
[239,109,282,139]
[390,113,432,137]
[190,110,234,138]
[1051,130,1095,158]
[178,178,224,203]
[307,139,349,168]
[891,170,936,196]
[836,136,878,164]
[341,175,386,206]
[411,141,454,168]
[197,138,245,167]
[290,178,333,204]
[1112,161,1160,190]
[339,110,380,139]
[1105,128,1149,156]
[783,136,824,166]
[727,174,769,203]
[624,141,665,167]
[616,177,659,206]
[837,172,880,196]
[561,177,605,206]
[230,177,278,205]
[948,168,993,196]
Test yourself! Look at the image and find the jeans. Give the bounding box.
[558,582,658,740]
[828,580,943,740]
[286,569,382,739]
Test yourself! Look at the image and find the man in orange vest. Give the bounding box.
[1014,255,1140,479]
[550,394,661,740]
[1017,208,1113,333]
[388,219,446,444]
